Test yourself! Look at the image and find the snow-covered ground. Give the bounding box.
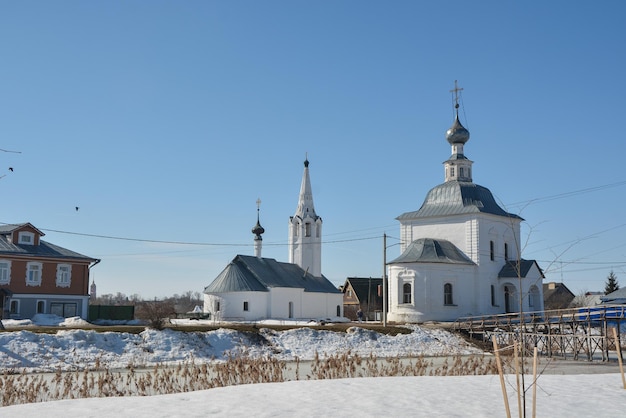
[0,315,483,373]
[0,315,624,417]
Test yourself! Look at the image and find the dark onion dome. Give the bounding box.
[252,219,265,237]
[304,158,309,168]
[446,114,470,145]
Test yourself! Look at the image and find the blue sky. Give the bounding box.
[1,1,625,299]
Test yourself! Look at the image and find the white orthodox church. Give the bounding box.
[387,84,544,323]
[203,160,343,321]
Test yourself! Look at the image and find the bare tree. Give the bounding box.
[135,300,176,330]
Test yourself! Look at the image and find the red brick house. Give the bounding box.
[0,223,99,321]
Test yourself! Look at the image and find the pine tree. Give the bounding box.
[604,270,620,295]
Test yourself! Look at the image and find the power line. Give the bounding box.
[34,226,382,248]
[507,180,626,209]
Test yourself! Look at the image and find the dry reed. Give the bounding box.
[0,352,510,407]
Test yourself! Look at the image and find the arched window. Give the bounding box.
[490,285,496,306]
[528,285,539,309]
[504,243,509,261]
[10,300,19,315]
[305,223,311,237]
[336,305,341,316]
[402,283,412,304]
[444,283,453,305]
[37,300,45,314]
[490,241,495,261]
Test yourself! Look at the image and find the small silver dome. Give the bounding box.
[446,114,470,144]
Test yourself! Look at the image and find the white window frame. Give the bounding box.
[56,264,72,288]
[26,262,43,286]
[18,231,35,245]
[0,259,11,284]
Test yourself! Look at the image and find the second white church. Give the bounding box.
[387,85,544,323]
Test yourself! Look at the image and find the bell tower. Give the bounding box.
[288,158,322,276]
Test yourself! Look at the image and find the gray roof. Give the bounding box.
[204,255,341,294]
[389,238,475,265]
[0,236,97,261]
[498,260,543,279]
[0,223,44,235]
[601,287,626,303]
[397,181,522,220]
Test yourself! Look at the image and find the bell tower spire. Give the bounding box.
[289,156,322,276]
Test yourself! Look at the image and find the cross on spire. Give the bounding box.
[256,198,261,211]
[450,80,463,109]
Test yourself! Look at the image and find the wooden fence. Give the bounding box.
[453,305,625,361]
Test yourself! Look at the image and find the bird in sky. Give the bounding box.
[75,207,79,212]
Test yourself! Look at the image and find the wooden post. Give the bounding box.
[514,342,522,418]
[492,336,512,418]
[532,346,538,418]
[612,327,626,390]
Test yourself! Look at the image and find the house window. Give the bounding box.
[336,305,341,316]
[18,231,34,245]
[491,285,496,306]
[243,301,249,311]
[50,302,76,318]
[56,264,72,288]
[26,262,42,286]
[37,300,45,314]
[402,283,412,304]
[444,283,454,305]
[347,289,352,298]
[490,241,494,261]
[305,223,311,237]
[9,299,19,315]
[0,260,11,284]
[504,243,509,261]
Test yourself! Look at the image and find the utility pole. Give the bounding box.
[383,233,387,327]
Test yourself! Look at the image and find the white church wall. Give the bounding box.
[269,287,304,319]
[300,292,343,319]
[400,218,469,254]
[387,263,480,323]
[204,292,269,321]
[477,215,522,264]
